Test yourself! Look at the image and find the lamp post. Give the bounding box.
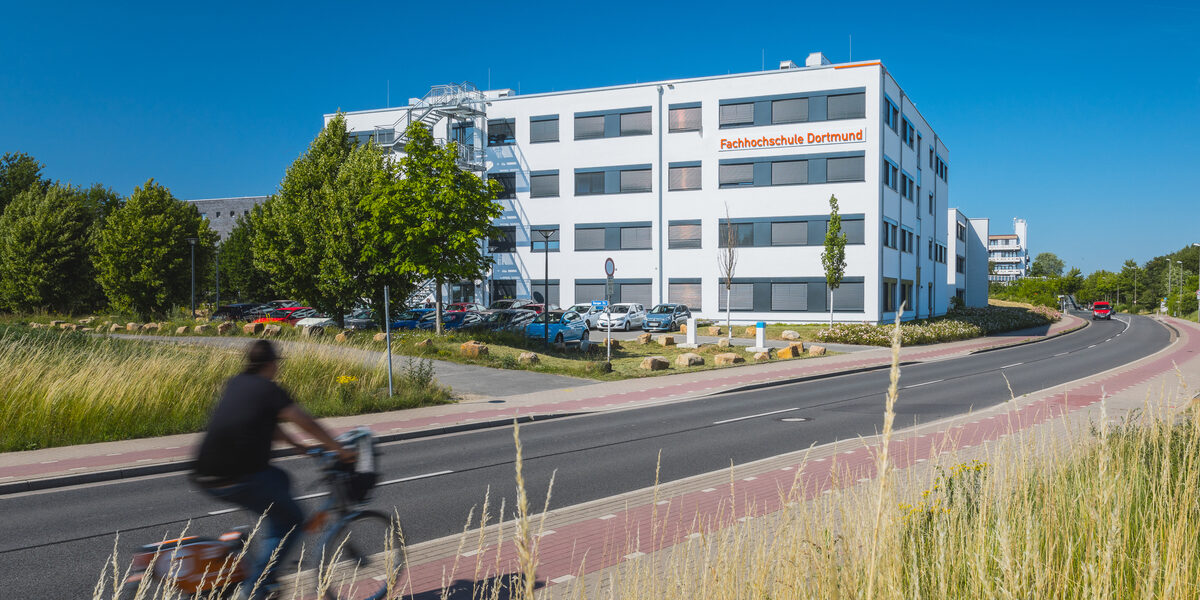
[215,247,221,309]
[1177,260,1184,317]
[187,238,198,318]
[1193,243,1200,323]
[537,229,554,350]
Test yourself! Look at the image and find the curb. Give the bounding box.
[0,412,578,496]
[967,315,1088,355]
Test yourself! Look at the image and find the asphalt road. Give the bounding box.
[0,312,1167,598]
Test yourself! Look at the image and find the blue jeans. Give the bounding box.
[203,466,304,597]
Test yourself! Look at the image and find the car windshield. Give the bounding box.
[532,311,565,324]
[649,305,675,314]
[569,304,591,313]
[1094,303,1110,309]
[350,309,373,319]
[609,306,629,314]
[490,300,515,309]
[395,310,423,320]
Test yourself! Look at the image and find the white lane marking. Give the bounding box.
[39,460,58,464]
[904,379,944,388]
[1088,344,1097,349]
[701,487,717,493]
[551,575,576,584]
[373,575,387,581]
[294,491,330,501]
[598,514,616,520]
[207,507,239,516]
[738,516,753,522]
[1001,363,1023,369]
[377,470,453,486]
[713,407,800,425]
[536,530,556,537]
[742,476,757,481]
[461,549,480,557]
[624,551,645,559]
[1054,352,1069,357]
[655,500,669,505]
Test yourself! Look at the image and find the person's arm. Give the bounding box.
[274,425,311,453]
[279,404,356,463]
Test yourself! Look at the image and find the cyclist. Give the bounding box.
[191,340,354,600]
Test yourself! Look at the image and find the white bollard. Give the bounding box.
[686,317,697,345]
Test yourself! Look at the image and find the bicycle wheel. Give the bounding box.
[317,510,402,600]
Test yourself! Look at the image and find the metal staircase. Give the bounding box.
[387,83,487,171]
[405,279,439,307]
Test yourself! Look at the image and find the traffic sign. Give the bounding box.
[604,257,615,277]
[591,300,609,310]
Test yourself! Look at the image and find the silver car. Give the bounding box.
[566,303,605,329]
[595,303,646,331]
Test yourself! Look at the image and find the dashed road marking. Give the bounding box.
[377,470,453,486]
[1001,363,1023,369]
[598,514,616,520]
[624,552,645,560]
[701,488,717,493]
[905,379,944,388]
[551,575,576,584]
[713,407,800,425]
[207,507,238,516]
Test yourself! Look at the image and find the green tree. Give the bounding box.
[0,185,97,313]
[93,179,217,319]
[0,152,50,215]
[363,122,502,334]
[254,114,408,325]
[1029,252,1065,278]
[821,194,847,325]
[1060,267,1084,296]
[218,211,273,302]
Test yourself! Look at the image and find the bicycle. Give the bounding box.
[121,427,401,600]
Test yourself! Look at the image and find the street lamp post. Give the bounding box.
[215,247,221,309]
[1177,260,1184,317]
[537,229,554,350]
[187,238,198,318]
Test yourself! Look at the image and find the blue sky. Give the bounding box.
[2,1,1197,273]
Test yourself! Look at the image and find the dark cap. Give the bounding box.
[244,340,281,374]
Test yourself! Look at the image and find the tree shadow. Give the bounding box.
[991,323,1052,337]
[406,573,545,600]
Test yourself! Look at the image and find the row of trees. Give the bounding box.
[0,117,503,331]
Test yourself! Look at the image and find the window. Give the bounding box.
[491,279,517,301]
[842,218,865,244]
[902,118,915,148]
[200,213,207,219]
[957,223,967,242]
[529,172,559,198]
[620,168,652,193]
[575,171,605,195]
[928,191,935,215]
[719,103,754,127]
[719,222,754,247]
[899,174,914,200]
[956,256,966,274]
[929,148,935,169]
[827,92,866,120]
[772,98,809,124]
[882,280,897,312]
[530,280,560,307]
[529,116,559,143]
[901,281,914,309]
[771,160,808,185]
[719,163,754,187]
[916,133,923,165]
[718,283,754,310]
[215,212,221,218]
[668,223,702,249]
[884,99,899,132]
[669,282,702,311]
[669,106,701,132]
[574,115,605,140]
[621,283,652,306]
[883,160,898,190]
[883,222,899,249]
[771,283,808,311]
[488,226,516,253]
[487,119,515,146]
[620,226,652,250]
[770,221,807,246]
[490,172,516,199]
[832,282,865,311]
[575,227,605,251]
[619,110,652,136]
[574,283,606,303]
[668,165,701,191]
[827,156,865,182]
[530,226,559,252]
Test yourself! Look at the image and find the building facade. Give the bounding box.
[187,196,267,240]
[948,210,989,306]
[333,52,979,323]
[988,218,1028,282]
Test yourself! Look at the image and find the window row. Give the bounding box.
[931,241,947,264]
[489,108,653,147]
[716,217,866,248]
[930,148,949,182]
[488,224,654,253]
[717,279,865,312]
[718,92,866,128]
[881,279,914,313]
[719,155,865,188]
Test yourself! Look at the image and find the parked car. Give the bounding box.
[448,302,486,312]
[525,310,590,345]
[642,303,692,332]
[265,299,300,310]
[212,303,260,321]
[488,298,533,311]
[566,303,605,329]
[390,308,435,330]
[1092,301,1113,320]
[416,310,483,331]
[343,308,378,330]
[295,316,338,329]
[524,303,559,314]
[252,307,314,325]
[463,309,538,333]
[595,303,646,331]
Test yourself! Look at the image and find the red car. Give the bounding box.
[1091,301,1113,321]
[524,303,557,314]
[252,307,315,325]
[448,302,486,312]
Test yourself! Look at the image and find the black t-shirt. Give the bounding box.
[194,373,294,478]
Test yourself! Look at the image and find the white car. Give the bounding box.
[295,316,338,329]
[566,303,605,329]
[595,303,646,331]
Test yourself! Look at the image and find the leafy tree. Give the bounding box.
[717,204,738,340]
[1029,252,1064,278]
[1060,267,1084,296]
[0,152,49,215]
[254,114,410,325]
[821,194,847,326]
[93,179,217,319]
[363,122,501,334]
[0,185,97,313]
[218,211,273,302]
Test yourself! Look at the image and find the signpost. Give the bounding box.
[604,258,615,363]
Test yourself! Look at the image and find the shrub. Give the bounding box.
[816,305,1060,346]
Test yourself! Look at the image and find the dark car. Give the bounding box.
[416,310,483,331]
[344,308,378,330]
[390,308,434,330]
[642,303,692,332]
[1092,301,1113,320]
[463,309,538,332]
[212,303,260,321]
[487,298,533,311]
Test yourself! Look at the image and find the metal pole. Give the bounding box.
[215,248,220,310]
[538,230,553,351]
[188,238,197,318]
[384,285,393,397]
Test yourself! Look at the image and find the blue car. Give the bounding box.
[416,310,483,331]
[389,308,434,330]
[642,303,692,332]
[525,310,590,345]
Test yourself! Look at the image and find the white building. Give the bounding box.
[330,52,984,324]
[948,211,990,307]
[988,218,1029,282]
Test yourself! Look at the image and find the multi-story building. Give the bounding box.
[988,218,1028,283]
[332,52,980,323]
[948,211,989,306]
[187,196,267,240]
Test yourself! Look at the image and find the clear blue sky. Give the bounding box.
[2,1,1197,273]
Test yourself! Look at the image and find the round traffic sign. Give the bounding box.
[604,258,615,277]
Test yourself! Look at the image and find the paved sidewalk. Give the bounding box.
[0,314,1084,493]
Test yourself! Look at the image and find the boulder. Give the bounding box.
[807,344,828,357]
[301,325,324,337]
[706,326,721,336]
[679,324,688,335]
[29,322,46,329]
[518,352,540,365]
[415,338,434,349]
[125,322,138,331]
[140,322,160,333]
[263,324,282,337]
[640,356,669,371]
[637,333,652,345]
[460,341,489,358]
[334,331,353,343]
[781,330,801,341]
[79,327,93,333]
[778,343,805,359]
[217,322,236,335]
[243,322,264,335]
[586,360,613,374]
[753,351,772,362]
[717,338,731,348]
[193,324,211,334]
[49,320,66,327]
[656,335,676,346]
[175,326,188,335]
[109,323,122,333]
[714,352,745,366]
[78,317,95,325]
[745,326,758,336]
[373,332,388,342]
[675,352,704,367]
[602,338,622,350]
[60,323,78,331]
